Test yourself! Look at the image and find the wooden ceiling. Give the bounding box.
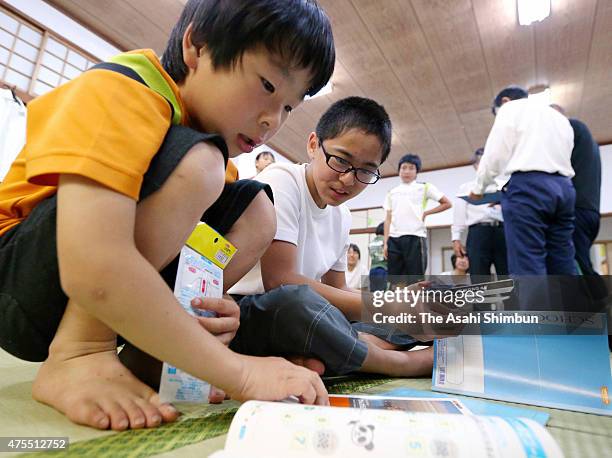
[44,0,612,176]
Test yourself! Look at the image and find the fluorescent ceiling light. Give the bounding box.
[528,87,551,105]
[305,81,333,100]
[517,0,551,26]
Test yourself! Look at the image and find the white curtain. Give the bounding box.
[0,88,27,181]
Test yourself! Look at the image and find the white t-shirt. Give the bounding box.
[473,98,574,194]
[451,180,503,241]
[345,262,368,289]
[383,181,444,238]
[230,163,351,295]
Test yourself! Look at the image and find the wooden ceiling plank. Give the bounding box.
[471,0,536,95]
[347,0,473,166]
[45,0,152,50]
[579,0,612,143]
[534,0,597,117]
[410,0,492,113]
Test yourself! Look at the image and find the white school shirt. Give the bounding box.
[345,262,368,289]
[451,180,503,241]
[383,181,444,238]
[229,163,351,295]
[473,98,574,194]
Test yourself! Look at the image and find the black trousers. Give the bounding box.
[573,207,600,275]
[387,235,427,277]
[466,223,508,276]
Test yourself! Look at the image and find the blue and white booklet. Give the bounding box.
[432,315,612,415]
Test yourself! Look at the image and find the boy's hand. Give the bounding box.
[229,355,328,406]
[383,243,388,259]
[191,295,240,346]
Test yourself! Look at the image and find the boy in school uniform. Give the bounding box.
[0,0,334,430]
[230,97,435,377]
[384,154,452,278]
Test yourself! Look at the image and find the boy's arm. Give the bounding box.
[57,174,327,404]
[383,210,392,259]
[260,240,363,320]
[423,195,452,220]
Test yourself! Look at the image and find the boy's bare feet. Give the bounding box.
[33,346,179,431]
[361,344,434,377]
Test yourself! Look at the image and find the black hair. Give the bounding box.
[491,85,528,115]
[398,154,421,172]
[348,243,361,259]
[375,222,384,236]
[472,147,484,164]
[256,151,275,161]
[450,254,469,271]
[315,96,392,164]
[162,0,335,97]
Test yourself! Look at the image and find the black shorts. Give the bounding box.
[0,125,272,362]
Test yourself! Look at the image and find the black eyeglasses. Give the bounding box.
[320,143,380,185]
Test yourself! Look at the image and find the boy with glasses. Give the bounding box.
[229,97,434,377]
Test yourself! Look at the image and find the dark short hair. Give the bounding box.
[375,222,384,236]
[315,96,392,165]
[256,151,275,161]
[472,147,484,164]
[348,243,361,259]
[398,154,421,172]
[450,254,469,270]
[491,85,528,115]
[162,0,335,97]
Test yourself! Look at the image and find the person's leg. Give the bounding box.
[387,236,406,288]
[501,174,549,275]
[403,236,425,277]
[231,285,433,377]
[545,176,576,275]
[573,207,598,275]
[492,225,509,276]
[466,225,492,276]
[32,127,226,430]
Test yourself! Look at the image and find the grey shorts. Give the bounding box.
[230,285,417,375]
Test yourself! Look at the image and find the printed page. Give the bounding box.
[217,401,563,457]
[329,395,472,415]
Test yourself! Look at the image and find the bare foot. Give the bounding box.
[287,356,326,375]
[358,332,399,350]
[361,345,433,377]
[33,348,180,431]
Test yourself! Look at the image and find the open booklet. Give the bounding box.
[209,398,563,457]
[432,316,612,415]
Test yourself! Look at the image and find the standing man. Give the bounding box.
[452,148,507,276]
[470,86,575,275]
[384,154,451,277]
[551,105,602,275]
